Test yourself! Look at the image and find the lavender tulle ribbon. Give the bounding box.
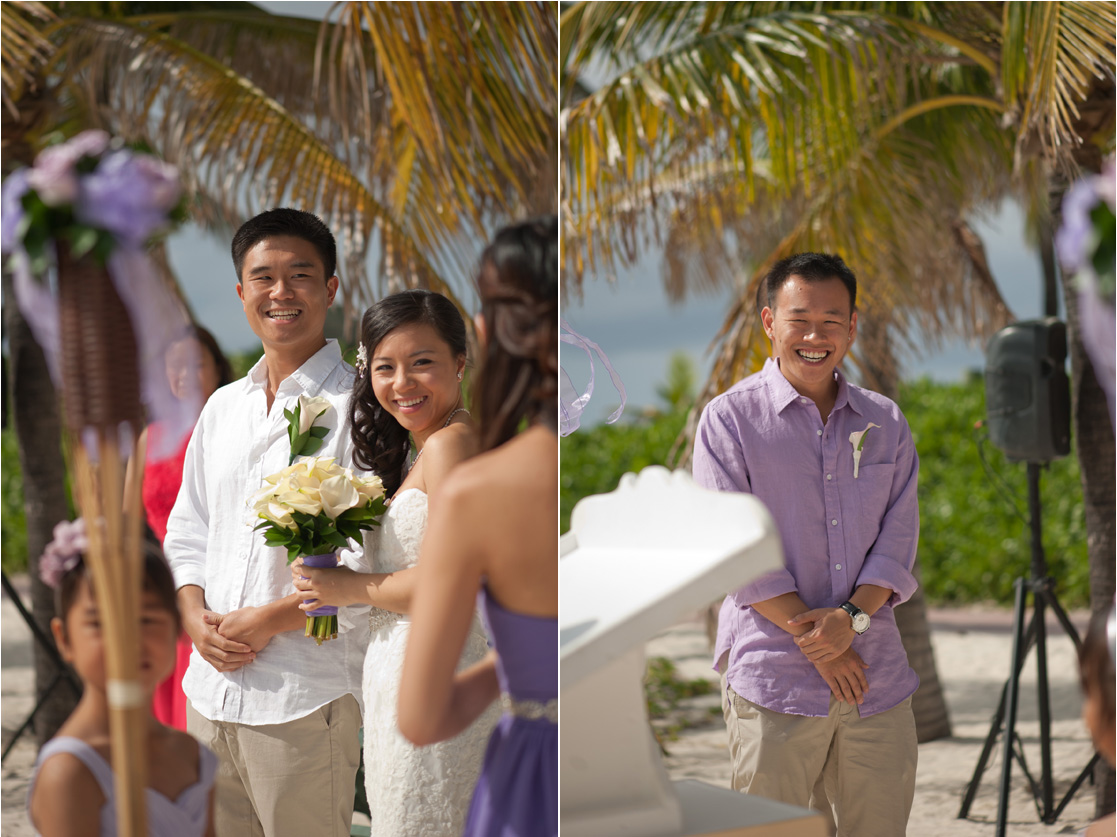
[10,244,200,462]
[560,318,626,436]
[300,553,339,618]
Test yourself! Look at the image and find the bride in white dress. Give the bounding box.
[293,289,498,836]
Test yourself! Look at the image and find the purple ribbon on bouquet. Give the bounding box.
[560,318,626,436]
[300,552,339,618]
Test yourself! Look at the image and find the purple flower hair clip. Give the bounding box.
[39,518,88,589]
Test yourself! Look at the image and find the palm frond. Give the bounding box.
[561,1,1113,438]
[1,1,54,117]
[563,8,945,284]
[1001,1,1115,173]
[40,14,469,314]
[322,1,558,229]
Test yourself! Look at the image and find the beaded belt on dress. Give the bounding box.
[368,607,401,634]
[501,693,557,723]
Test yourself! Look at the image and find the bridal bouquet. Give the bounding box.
[252,457,387,644]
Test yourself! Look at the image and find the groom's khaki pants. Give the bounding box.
[720,666,916,837]
[187,695,360,837]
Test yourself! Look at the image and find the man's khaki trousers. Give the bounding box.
[187,695,361,837]
[721,670,917,837]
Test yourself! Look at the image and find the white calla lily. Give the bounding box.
[849,422,881,479]
[319,474,361,520]
[298,395,332,434]
[264,502,296,530]
[354,474,385,501]
[278,488,322,516]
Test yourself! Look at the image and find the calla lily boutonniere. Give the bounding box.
[849,422,881,479]
[284,395,332,464]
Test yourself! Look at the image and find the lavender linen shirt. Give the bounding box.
[693,358,920,717]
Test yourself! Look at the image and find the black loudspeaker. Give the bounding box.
[985,318,1071,462]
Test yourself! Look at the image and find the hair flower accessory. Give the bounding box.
[849,422,881,479]
[39,518,89,588]
[355,342,368,376]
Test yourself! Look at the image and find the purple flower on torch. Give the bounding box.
[76,151,182,248]
[1055,179,1100,276]
[1,169,30,253]
[1055,156,1117,427]
[26,130,111,207]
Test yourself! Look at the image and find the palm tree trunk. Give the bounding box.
[3,271,79,746]
[859,312,952,742]
[3,80,81,746]
[1061,275,1116,819]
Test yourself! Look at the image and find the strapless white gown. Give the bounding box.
[361,488,498,836]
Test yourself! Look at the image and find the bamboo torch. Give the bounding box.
[57,243,148,836]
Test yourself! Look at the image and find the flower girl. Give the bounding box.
[28,519,216,836]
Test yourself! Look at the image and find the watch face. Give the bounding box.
[852,612,870,633]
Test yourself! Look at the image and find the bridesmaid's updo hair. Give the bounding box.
[474,216,557,452]
[348,290,468,497]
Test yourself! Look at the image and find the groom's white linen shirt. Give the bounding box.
[165,339,370,725]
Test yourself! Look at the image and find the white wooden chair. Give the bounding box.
[561,466,828,837]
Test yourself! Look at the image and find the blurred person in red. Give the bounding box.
[129,325,233,729]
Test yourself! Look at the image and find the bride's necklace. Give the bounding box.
[409,407,470,469]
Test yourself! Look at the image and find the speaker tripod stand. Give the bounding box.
[958,463,1097,835]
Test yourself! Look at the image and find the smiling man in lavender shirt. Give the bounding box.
[692,252,920,836]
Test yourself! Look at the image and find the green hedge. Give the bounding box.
[2,428,28,575]
[904,374,1088,606]
[561,374,1090,608]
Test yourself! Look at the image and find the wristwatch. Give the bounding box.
[840,601,870,635]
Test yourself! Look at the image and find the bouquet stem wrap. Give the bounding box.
[301,552,339,645]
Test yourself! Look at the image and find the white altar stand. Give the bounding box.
[561,466,828,837]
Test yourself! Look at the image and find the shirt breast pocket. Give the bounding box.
[854,463,895,527]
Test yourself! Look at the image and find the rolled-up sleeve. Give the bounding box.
[855,417,919,605]
[164,417,209,592]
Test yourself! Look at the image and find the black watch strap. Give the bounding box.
[839,601,862,619]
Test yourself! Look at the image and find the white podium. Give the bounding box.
[561,466,828,837]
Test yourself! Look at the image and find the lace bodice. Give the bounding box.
[372,488,427,574]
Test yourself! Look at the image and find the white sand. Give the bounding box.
[648,609,1101,836]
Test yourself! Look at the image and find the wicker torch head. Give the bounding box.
[56,245,144,436]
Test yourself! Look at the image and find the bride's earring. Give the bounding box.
[457,371,463,381]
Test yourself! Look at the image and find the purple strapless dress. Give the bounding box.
[463,588,557,837]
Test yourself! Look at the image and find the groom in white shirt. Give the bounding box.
[165,208,365,836]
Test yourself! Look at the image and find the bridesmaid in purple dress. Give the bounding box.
[398,216,558,837]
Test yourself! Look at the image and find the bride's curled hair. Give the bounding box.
[348,290,468,497]
[474,216,558,451]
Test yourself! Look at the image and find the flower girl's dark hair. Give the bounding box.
[348,290,468,498]
[474,216,558,452]
[41,518,181,634]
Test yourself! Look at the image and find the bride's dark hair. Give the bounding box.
[348,289,468,497]
[474,216,557,452]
